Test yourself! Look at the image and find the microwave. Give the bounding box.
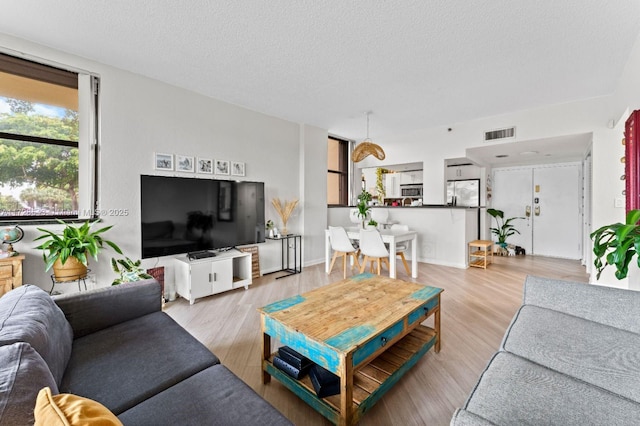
[401,184,423,197]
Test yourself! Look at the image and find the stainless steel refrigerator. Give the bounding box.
[446,179,480,207]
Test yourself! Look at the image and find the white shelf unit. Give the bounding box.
[174,249,252,304]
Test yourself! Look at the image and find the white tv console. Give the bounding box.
[174,249,252,304]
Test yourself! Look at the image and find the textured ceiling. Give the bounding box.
[0,1,639,141]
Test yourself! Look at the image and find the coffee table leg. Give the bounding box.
[339,353,354,426]
[262,332,271,384]
[435,296,441,353]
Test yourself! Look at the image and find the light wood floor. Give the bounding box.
[165,256,588,425]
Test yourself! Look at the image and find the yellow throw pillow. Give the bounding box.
[34,387,123,426]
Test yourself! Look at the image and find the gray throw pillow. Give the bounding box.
[0,285,73,385]
[0,342,59,426]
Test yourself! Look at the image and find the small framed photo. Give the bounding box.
[231,161,245,177]
[197,157,213,174]
[215,159,230,175]
[176,155,194,172]
[154,153,173,171]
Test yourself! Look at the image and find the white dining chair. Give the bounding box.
[390,224,411,275]
[359,228,389,275]
[328,226,361,279]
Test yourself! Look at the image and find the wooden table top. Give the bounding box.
[259,273,442,354]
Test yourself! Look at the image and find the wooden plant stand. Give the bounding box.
[468,240,493,269]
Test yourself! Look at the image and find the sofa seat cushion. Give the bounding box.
[117,364,292,426]
[60,311,219,415]
[502,304,640,403]
[0,342,59,426]
[463,351,640,425]
[0,285,73,386]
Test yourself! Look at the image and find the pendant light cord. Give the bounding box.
[365,111,371,141]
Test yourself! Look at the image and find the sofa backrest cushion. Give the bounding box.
[53,279,162,338]
[0,285,73,385]
[523,275,640,334]
[502,304,640,404]
[0,342,59,426]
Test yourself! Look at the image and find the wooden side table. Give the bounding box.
[469,240,493,269]
[0,254,25,297]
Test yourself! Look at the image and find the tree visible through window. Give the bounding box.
[0,53,80,219]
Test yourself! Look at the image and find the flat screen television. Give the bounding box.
[140,175,265,258]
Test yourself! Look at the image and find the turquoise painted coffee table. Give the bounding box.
[259,273,443,425]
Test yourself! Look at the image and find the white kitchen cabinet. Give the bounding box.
[400,171,423,184]
[447,165,480,180]
[385,174,401,198]
[174,249,252,304]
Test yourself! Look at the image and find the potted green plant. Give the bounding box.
[487,208,523,253]
[367,219,378,229]
[266,219,275,238]
[356,190,372,228]
[591,209,640,279]
[375,168,388,201]
[34,219,122,282]
[111,257,153,285]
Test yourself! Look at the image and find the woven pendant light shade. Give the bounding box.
[352,141,386,162]
[352,111,385,162]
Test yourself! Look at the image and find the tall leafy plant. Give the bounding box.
[487,208,523,247]
[591,209,640,279]
[356,190,372,228]
[34,219,122,271]
[375,168,389,200]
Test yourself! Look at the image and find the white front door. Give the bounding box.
[532,164,582,259]
[492,168,533,253]
[491,163,582,259]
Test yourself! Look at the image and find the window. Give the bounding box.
[0,52,97,221]
[327,136,349,206]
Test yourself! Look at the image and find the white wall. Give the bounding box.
[300,124,328,266]
[0,34,319,293]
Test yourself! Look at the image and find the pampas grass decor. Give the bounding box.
[271,198,298,235]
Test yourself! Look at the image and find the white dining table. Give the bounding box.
[325,227,418,278]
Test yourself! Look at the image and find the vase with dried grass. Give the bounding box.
[271,198,298,235]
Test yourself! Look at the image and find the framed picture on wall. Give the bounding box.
[176,155,194,172]
[154,153,174,171]
[197,157,213,174]
[231,161,245,176]
[215,159,230,175]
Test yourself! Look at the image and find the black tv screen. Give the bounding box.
[140,175,265,258]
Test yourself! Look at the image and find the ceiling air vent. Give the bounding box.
[484,127,516,142]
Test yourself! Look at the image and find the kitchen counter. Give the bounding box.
[328,206,485,269]
[329,205,485,209]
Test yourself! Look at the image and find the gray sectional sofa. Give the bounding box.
[452,275,640,425]
[0,280,291,425]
